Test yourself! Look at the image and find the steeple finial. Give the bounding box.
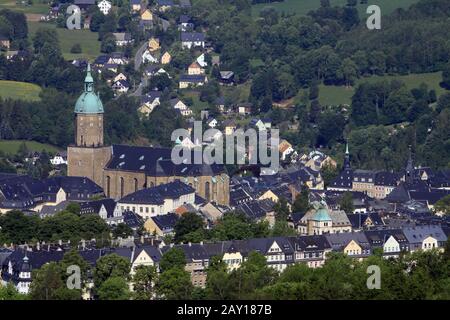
[84,63,94,92]
[343,139,351,170]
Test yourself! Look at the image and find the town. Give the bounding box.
[0,0,450,301]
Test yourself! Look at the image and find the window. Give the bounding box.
[106,176,111,197]
[120,177,125,198]
[205,181,210,201]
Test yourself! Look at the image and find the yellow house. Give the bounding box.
[148,37,160,52]
[222,252,243,271]
[258,188,293,210]
[144,218,164,236]
[161,51,172,65]
[344,240,363,257]
[144,213,178,236]
[140,9,153,21]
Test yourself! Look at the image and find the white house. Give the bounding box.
[113,73,127,83]
[50,152,67,166]
[181,32,205,49]
[112,79,130,93]
[170,98,192,116]
[117,180,196,219]
[97,0,112,15]
[138,91,162,116]
[142,49,158,64]
[196,53,208,68]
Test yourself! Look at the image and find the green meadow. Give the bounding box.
[0,80,42,101]
[0,140,60,155]
[28,21,101,61]
[318,72,446,106]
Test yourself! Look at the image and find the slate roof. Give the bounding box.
[325,232,371,251]
[80,198,117,217]
[106,144,225,177]
[289,235,331,252]
[347,212,384,229]
[74,0,96,5]
[181,32,205,42]
[133,244,162,263]
[235,199,275,221]
[122,210,144,229]
[180,74,207,83]
[402,225,447,244]
[364,229,408,248]
[151,213,179,233]
[0,175,102,210]
[119,180,195,205]
[329,168,353,189]
[141,90,162,104]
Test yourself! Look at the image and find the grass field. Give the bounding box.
[0,80,42,101]
[252,0,421,17]
[0,0,49,14]
[28,21,101,60]
[318,72,447,106]
[0,140,60,155]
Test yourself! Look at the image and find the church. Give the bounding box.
[67,65,230,205]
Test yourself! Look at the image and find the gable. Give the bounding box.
[134,249,154,264]
[344,239,362,252]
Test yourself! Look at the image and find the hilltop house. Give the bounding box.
[138,91,162,116]
[148,37,160,52]
[181,32,205,49]
[130,0,141,12]
[188,61,204,75]
[113,33,133,47]
[140,9,153,21]
[179,74,208,89]
[142,49,158,63]
[161,51,172,64]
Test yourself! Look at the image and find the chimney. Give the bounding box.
[188,242,192,247]
[170,243,174,248]
[36,242,40,251]
[81,239,86,250]
[151,238,154,246]
[200,241,203,246]
[58,239,62,246]
[140,235,144,244]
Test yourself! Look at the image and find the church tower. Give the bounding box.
[74,64,104,147]
[405,145,415,184]
[67,64,112,188]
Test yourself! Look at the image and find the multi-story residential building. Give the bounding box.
[117,180,196,219]
[325,232,372,261]
[402,225,448,252]
[296,203,352,236]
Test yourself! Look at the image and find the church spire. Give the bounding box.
[343,140,351,170]
[405,145,415,184]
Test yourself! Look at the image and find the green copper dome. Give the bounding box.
[313,207,332,221]
[74,64,104,114]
